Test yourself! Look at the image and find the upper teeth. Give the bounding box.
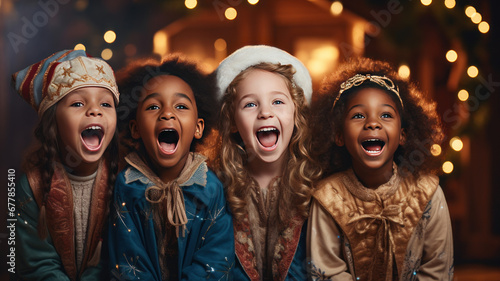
[162,129,175,132]
[258,128,277,132]
[365,139,381,142]
[86,126,102,130]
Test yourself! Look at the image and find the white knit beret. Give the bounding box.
[215,45,312,104]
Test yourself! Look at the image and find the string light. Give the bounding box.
[444,0,455,9]
[446,50,458,62]
[421,0,432,6]
[442,161,454,174]
[247,0,259,5]
[104,30,116,44]
[465,6,476,18]
[450,137,464,151]
[467,66,478,78]
[478,21,490,33]
[185,0,197,9]
[330,1,343,16]
[457,89,469,101]
[74,43,86,51]
[101,48,113,60]
[225,7,237,20]
[430,144,442,156]
[398,64,410,79]
[471,12,482,24]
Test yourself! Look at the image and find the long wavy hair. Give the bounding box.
[216,62,321,228]
[311,57,444,178]
[23,103,119,239]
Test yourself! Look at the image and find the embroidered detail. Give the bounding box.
[309,261,331,280]
[119,253,143,277]
[214,256,235,281]
[112,200,130,232]
[199,206,226,248]
[401,250,420,281]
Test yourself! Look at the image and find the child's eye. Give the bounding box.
[101,102,113,108]
[70,102,84,107]
[176,104,189,110]
[273,100,284,105]
[146,105,160,111]
[244,102,256,108]
[352,113,365,119]
[381,113,393,118]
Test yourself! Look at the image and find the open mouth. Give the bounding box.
[256,127,280,148]
[158,129,179,154]
[361,139,385,154]
[81,126,104,151]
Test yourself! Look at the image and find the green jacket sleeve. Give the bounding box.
[15,174,71,281]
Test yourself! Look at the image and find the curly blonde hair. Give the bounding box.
[216,62,321,227]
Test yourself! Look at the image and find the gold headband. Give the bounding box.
[333,74,403,109]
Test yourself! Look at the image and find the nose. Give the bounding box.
[159,109,175,121]
[258,104,274,119]
[86,103,102,117]
[364,117,381,130]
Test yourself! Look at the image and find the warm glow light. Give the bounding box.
[471,12,482,24]
[74,43,86,51]
[247,0,259,5]
[104,30,116,44]
[225,7,237,20]
[421,0,432,6]
[478,21,490,33]
[442,161,454,174]
[214,38,227,51]
[430,144,442,156]
[330,1,343,16]
[457,89,469,101]
[467,66,479,78]
[450,137,464,151]
[153,30,168,56]
[465,6,476,17]
[185,0,197,9]
[446,50,458,62]
[398,64,410,79]
[444,0,455,9]
[74,0,88,11]
[101,48,113,60]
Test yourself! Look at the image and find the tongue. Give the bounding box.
[364,143,382,151]
[82,134,100,149]
[258,131,278,148]
[160,142,176,152]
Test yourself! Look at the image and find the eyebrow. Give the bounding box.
[347,103,397,112]
[141,92,194,104]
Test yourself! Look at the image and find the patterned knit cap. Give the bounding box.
[12,49,119,116]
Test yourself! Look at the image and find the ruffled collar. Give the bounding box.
[341,162,401,202]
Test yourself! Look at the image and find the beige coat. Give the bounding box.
[307,167,454,281]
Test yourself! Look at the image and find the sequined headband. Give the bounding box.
[332,74,403,109]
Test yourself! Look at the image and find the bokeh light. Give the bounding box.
[330,1,343,16]
[248,0,259,5]
[74,43,86,51]
[225,7,237,20]
[467,66,479,78]
[478,21,490,33]
[446,50,458,62]
[421,0,432,6]
[450,137,464,151]
[398,64,410,79]
[185,0,197,9]
[101,48,113,60]
[457,89,469,101]
[430,144,442,156]
[465,6,476,17]
[471,12,482,24]
[214,38,227,51]
[444,0,455,9]
[104,30,116,44]
[442,161,454,174]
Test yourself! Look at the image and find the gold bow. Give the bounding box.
[145,181,188,237]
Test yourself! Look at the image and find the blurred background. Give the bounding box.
[1,0,499,279]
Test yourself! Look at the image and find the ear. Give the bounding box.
[399,128,406,146]
[129,120,141,139]
[335,133,344,147]
[194,118,205,139]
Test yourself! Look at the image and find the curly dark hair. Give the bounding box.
[311,57,444,178]
[116,54,217,160]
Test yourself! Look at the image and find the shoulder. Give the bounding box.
[114,166,149,197]
[313,171,347,197]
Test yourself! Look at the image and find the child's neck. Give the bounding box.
[352,161,395,189]
[64,161,99,177]
[247,158,284,189]
[150,156,188,184]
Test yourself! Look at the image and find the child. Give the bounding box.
[12,49,120,280]
[108,55,234,280]
[307,57,454,280]
[214,45,321,280]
